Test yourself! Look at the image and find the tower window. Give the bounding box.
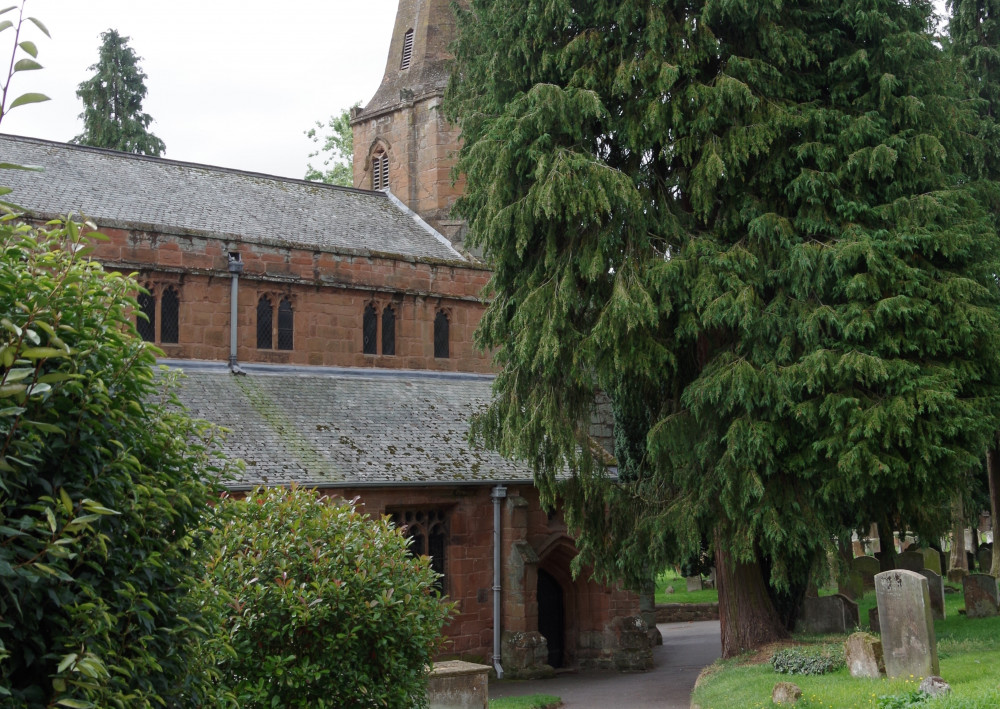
[382,304,396,356]
[372,149,389,190]
[277,298,294,351]
[161,286,179,344]
[136,290,155,342]
[363,303,377,355]
[257,295,273,349]
[434,310,449,359]
[400,28,414,70]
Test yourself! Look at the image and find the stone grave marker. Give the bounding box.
[795,594,859,634]
[844,632,884,678]
[838,570,864,600]
[875,569,939,679]
[897,551,925,573]
[686,576,703,592]
[977,547,992,574]
[918,569,945,620]
[868,606,879,633]
[920,548,942,575]
[853,556,880,590]
[963,573,1000,618]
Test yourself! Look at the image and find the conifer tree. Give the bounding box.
[72,29,165,156]
[949,0,1000,577]
[445,0,1000,656]
[304,103,358,186]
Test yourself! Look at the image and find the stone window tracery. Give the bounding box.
[391,508,447,592]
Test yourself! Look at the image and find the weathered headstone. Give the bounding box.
[977,547,992,574]
[920,548,942,575]
[897,551,925,573]
[795,594,859,634]
[686,576,703,592]
[918,569,945,621]
[853,556,880,590]
[947,567,968,585]
[772,682,802,706]
[844,632,884,678]
[963,573,1000,619]
[838,570,864,600]
[868,606,880,633]
[875,569,939,679]
[918,676,951,698]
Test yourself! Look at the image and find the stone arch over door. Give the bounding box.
[536,536,582,668]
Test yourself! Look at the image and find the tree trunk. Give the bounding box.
[988,439,1000,577]
[949,493,968,573]
[877,518,897,572]
[715,533,789,658]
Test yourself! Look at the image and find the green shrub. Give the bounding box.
[875,689,930,708]
[0,216,232,707]
[206,484,454,708]
[771,645,845,675]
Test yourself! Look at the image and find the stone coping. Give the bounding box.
[430,660,491,677]
[655,602,720,623]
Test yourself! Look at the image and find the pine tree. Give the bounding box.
[445,0,1000,656]
[949,0,1000,577]
[72,29,165,156]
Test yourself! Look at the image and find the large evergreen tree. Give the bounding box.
[949,0,1000,577]
[445,0,1000,656]
[72,29,165,156]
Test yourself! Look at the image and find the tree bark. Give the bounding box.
[988,439,1000,577]
[877,518,897,572]
[715,533,789,658]
[949,493,968,574]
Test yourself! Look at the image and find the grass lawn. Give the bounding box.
[692,590,1000,708]
[655,569,720,604]
[489,695,561,708]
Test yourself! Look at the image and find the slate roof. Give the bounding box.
[163,360,533,489]
[0,133,463,262]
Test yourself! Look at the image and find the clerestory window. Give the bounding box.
[161,286,179,344]
[363,302,377,355]
[381,304,396,356]
[136,290,155,342]
[434,310,449,359]
[277,298,294,351]
[257,295,273,349]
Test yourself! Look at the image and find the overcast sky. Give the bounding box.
[0,1,953,182]
[0,0,399,180]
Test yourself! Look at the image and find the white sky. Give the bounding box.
[0,0,398,180]
[0,1,953,182]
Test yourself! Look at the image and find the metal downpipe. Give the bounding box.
[492,484,507,679]
[227,252,245,374]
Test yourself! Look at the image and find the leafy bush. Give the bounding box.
[0,217,232,707]
[771,645,845,675]
[206,484,454,708]
[875,689,930,708]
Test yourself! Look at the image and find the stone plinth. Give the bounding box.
[428,661,490,709]
[963,573,1000,619]
[875,569,938,679]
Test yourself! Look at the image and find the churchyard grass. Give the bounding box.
[691,589,1000,708]
[489,694,561,708]
[655,570,719,604]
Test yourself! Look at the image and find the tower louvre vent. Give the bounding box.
[400,28,414,70]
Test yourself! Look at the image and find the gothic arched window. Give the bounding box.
[434,310,449,359]
[363,303,377,355]
[391,509,447,592]
[257,295,273,349]
[382,304,396,356]
[277,298,294,351]
[136,290,155,342]
[161,286,179,344]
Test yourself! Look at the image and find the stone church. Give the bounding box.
[0,0,652,678]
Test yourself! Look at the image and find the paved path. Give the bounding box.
[489,621,722,708]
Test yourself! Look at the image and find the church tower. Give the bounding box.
[351,0,466,250]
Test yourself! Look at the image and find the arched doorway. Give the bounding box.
[537,568,565,668]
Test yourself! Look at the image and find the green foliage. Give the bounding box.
[205,485,454,708]
[875,689,930,709]
[444,0,1000,611]
[489,695,561,709]
[304,102,358,186]
[72,29,165,156]
[0,216,231,707]
[771,645,845,676]
[0,2,49,126]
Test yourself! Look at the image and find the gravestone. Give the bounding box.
[853,556,880,590]
[963,573,1000,619]
[868,606,880,633]
[875,569,939,679]
[920,548,942,575]
[686,576,703,592]
[795,594,859,634]
[897,551,925,573]
[844,632,884,678]
[838,570,864,600]
[977,548,992,574]
[918,569,945,620]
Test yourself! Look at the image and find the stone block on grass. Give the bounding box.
[844,632,884,678]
